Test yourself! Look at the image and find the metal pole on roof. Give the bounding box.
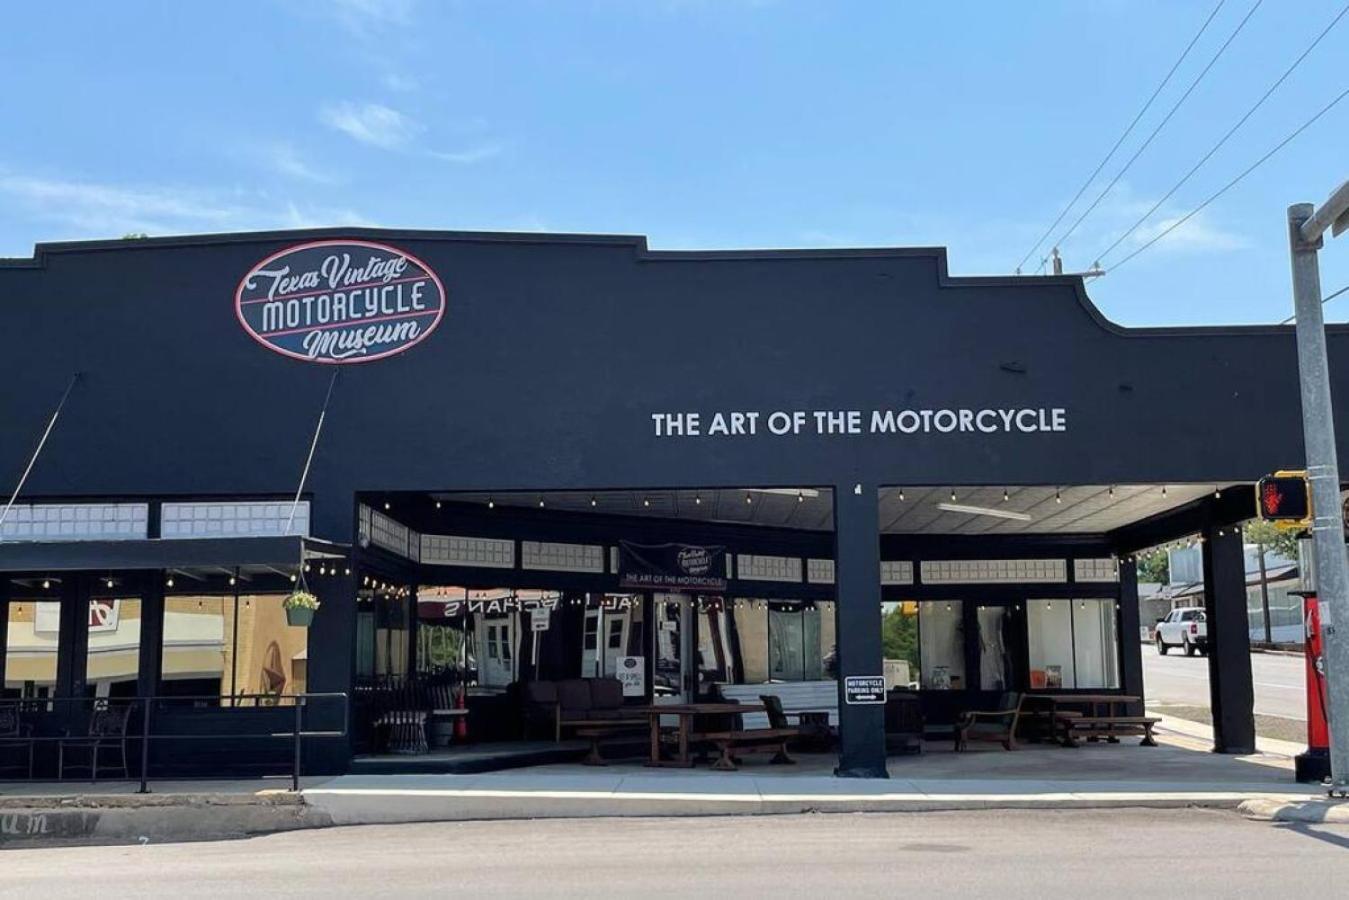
[1288,181,1349,795]
[286,371,340,535]
[0,373,80,534]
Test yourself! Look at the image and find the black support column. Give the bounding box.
[1201,524,1256,753]
[1117,559,1145,716]
[832,482,887,778]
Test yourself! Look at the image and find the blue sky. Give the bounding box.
[1,0,1346,326]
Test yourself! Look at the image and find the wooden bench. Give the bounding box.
[1064,715,1160,747]
[573,720,648,766]
[690,727,801,771]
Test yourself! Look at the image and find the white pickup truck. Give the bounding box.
[1155,607,1208,656]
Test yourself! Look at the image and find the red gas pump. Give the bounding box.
[1294,590,1332,783]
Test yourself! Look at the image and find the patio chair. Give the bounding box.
[0,703,35,780]
[954,692,1024,752]
[58,701,133,782]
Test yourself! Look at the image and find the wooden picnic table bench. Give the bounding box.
[1029,694,1158,747]
[689,727,801,771]
[572,719,649,766]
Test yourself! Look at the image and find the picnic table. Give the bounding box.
[1024,694,1158,747]
[640,702,771,768]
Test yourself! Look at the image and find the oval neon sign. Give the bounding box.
[235,239,446,364]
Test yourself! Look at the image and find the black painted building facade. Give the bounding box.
[0,228,1339,779]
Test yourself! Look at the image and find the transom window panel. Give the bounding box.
[736,554,801,582]
[420,534,514,568]
[922,559,1067,584]
[161,501,309,539]
[0,503,148,542]
[521,541,604,573]
[1073,558,1119,583]
[368,509,413,558]
[806,559,835,584]
[880,561,915,585]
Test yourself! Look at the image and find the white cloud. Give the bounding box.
[1127,210,1250,254]
[0,172,374,239]
[256,142,338,184]
[319,101,422,150]
[381,72,419,92]
[428,142,505,165]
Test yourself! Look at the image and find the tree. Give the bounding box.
[880,604,918,666]
[1243,519,1300,562]
[1136,548,1170,585]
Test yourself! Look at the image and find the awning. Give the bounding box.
[0,535,348,574]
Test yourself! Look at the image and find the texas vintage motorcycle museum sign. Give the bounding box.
[235,239,446,364]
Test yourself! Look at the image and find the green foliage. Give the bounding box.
[881,604,918,666]
[283,590,320,611]
[1136,550,1169,585]
[1243,518,1300,562]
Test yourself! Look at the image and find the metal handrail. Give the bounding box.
[0,691,348,793]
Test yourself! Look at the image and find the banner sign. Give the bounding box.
[421,595,560,618]
[235,239,446,364]
[618,541,727,591]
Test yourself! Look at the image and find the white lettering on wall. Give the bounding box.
[650,408,1069,438]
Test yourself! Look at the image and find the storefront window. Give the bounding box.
[917,600,965,690]
[3,598,59,699]
[1027,599,1119,689]
[160,593,307,705]
[85,595,141,698]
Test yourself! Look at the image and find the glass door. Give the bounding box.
[3,594,61,701]
[83,585,144,700]
[652,593,691,704]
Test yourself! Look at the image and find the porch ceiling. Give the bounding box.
[438,483,1241,536]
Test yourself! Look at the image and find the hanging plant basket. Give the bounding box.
[283,590,320,627]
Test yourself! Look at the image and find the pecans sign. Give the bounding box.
[235,239,446,364]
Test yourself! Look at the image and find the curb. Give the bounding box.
[1238,797,1349,823]
[0,793,331,848]
[302,787,1308,826]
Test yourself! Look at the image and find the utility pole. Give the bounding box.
[1288,179,1349,795]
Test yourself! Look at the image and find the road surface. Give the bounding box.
[1143,647,1306,720]
[3,810,1347,898]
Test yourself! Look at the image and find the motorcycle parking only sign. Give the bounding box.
[844,675,886,705]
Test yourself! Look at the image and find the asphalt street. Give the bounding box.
[1143,646,1306,720]
[2,809,1346,898]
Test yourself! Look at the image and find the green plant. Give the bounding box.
[283,590,320,611]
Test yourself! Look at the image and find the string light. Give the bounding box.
[643,497,651,508]
[105,577,114,589]
[950,489,957,502]
[488,498,495,509]
[383,501,390,511]
[1161,485,1168,497]
[435,500,442,509]
[166,576,174,588]
[1055,488,1062,504]
[745,493,753,505]
[797,490,805,503]
[1109,485,1115,498]
[1213,487,1221,499]
[898,489,905,501]
[41,578,51,590]
[229,576,237,586]
[1003,489,1009,502]
[538,496,545,508]
[590,496,598,507]
[694,494,702,505]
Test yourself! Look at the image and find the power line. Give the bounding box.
[1012,0,1226,275]
[1050,0,1263,254]
[1107,85,1349,274]
[1282,284,1349,325]
[1096,1,1349,267]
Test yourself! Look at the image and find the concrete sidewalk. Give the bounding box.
[1,723,1325,846]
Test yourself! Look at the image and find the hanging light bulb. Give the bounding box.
[694,494,702,505]
[950,489,957,502]
[1213,487,1221,499]
[537,496,545,508]
[105,577,114,589]
[590,496,597,507]
[41,578,51,590]
[435,500,442,509]
[1003,489,1009,502]
[488,497,495,509]
[1108,485,1115,498]
[383,501,391,511]
[1161,485,1168,497]
[745,493,753,505]
[290,574,298,583]
[643,497,650,508]
[797,490,804,503]
[898,488,905,501]
[166,576,174,588]
[229,575,237,586]
[1055,489,1062,504]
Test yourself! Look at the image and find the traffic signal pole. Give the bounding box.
[1288,188,1349,794]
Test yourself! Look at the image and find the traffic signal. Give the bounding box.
[1255,471,1312,527]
